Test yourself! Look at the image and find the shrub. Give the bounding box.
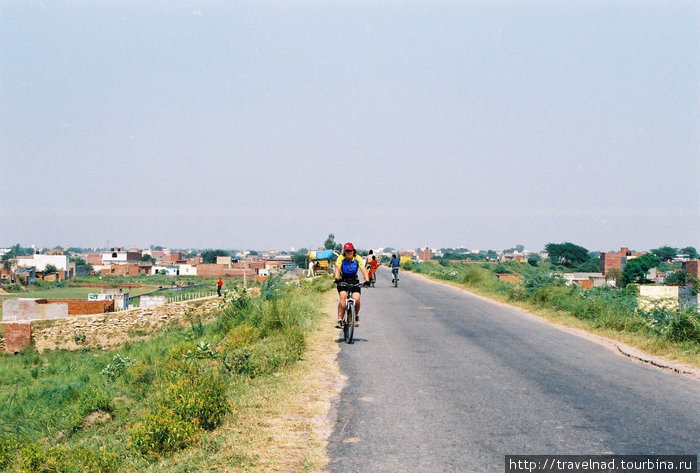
[220,324,261,351]
[130,406,198,457]
[493,264,513,274]
[126,361,156,392]
[665,311,700,343]
[222,347,252,375]
[522,272,564,295]
[163,373,230,430]
[101,354,133,381]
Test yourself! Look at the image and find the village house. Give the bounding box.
[101,248,141,265]
[599,246,644,276]
[15,253,71,280]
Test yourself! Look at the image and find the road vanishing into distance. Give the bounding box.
[326,268,700,473]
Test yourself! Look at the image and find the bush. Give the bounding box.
[665,311,700,343]
[161,369,230,430]
[126,361,156,394]
[101,354,133,381]
[130,406,198,457]
[219,324,261,352]
[493,264,513,274]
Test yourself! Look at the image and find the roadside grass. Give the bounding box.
[405,261,700,368]
[0,276,337,473]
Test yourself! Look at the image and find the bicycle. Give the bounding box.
[337,281,362,344]
[391,267,399,287]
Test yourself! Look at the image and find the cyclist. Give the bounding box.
[365,250,376,270]
[368,255,379,285]
[334,242,370,328]
[389,254,400,284]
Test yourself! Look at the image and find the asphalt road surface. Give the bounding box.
[326,268,700,473]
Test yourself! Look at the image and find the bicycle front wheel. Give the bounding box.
[344,304,355,344]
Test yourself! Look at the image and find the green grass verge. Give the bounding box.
[0,275,333,472]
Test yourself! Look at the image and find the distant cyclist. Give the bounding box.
[389,254,400,284]
[334,242,371,328]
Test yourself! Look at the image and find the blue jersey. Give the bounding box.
[390,258,399,268]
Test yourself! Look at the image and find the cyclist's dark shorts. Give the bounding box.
[337,278,361,295]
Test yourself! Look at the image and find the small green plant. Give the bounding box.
[183,341,218,360]
[101,354,133,381]
[73,332,86,344]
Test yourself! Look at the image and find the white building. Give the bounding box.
[15,254,70,277]
[177,264,197,276]
[101,248,141,265]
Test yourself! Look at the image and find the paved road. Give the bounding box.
[326,268,700,473]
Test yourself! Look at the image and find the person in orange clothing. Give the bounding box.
[217,278,223,296]
[367,255,379,286]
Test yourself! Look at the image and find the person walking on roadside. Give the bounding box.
[217,277,223,296]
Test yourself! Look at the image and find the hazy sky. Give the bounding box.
[1,1,698,253]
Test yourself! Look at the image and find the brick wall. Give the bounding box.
[685,260,699,279]
[197,264,256,278]
[101,264,140,276]
[29,297,221,352]
[5,323,31,353]
[496,273,521,284]
[46,299,115,315]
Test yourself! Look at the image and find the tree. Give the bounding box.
[620,254,661,287]
[606,268,623,286]
[292,249,309,269]
[43,264,59,275]
[665,271,687,286]
[545,242,590,268]
[575,256,601,272]
[2,252,17,282]
[527,254,541,267]
[680,247,698,259]
[201,249,230,264]
[324,234,337,251]
[141,254,156,263]
[515,244,525,253]
[650,246,677,262]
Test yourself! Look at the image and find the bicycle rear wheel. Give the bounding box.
[343,303,355,344]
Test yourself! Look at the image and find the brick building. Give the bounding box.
[417,248,433,261]
[684,260,700,279]
[599,247,643,276]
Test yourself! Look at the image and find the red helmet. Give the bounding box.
[343,242,355,251]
